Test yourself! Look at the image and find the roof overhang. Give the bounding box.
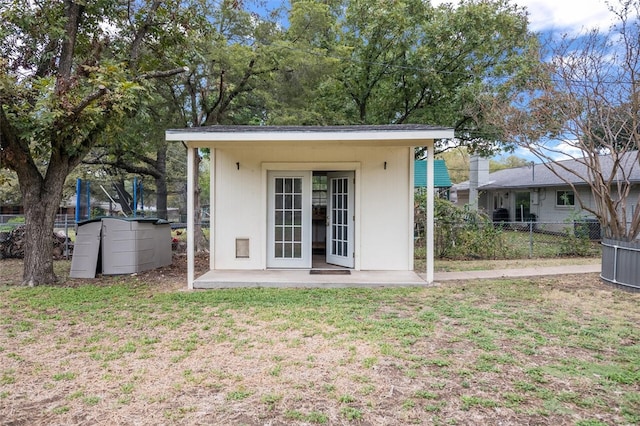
[166,124,454,146]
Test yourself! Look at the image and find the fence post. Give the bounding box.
[529,221,533,258]
[64,214,69,259]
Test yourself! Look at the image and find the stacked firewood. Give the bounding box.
[0,225,71,259]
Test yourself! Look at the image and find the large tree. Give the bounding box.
[502,0,640,241]
[0,1,189,285]
[295,0,540,155]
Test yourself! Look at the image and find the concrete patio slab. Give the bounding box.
[193,269,430,289]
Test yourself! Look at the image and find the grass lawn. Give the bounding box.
[1,267,638,425]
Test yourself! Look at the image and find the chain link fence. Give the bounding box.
[416,219,602,261]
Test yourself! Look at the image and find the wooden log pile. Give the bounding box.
[0,225,71,259]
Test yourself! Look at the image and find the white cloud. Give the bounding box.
[430,0,614,34]
[510,141,586,164]
[519,0,613,33]
[543,141,587,161]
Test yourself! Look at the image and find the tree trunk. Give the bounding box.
[155,143,168,220]
[19,166,68,286]
[155,175,169,220]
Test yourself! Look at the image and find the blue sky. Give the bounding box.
[506,0,615,162]
[431,0,616,163]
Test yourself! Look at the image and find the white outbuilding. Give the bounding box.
[166,124,453,289]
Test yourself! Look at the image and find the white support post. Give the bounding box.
[209,149,215,270]
[186,145,195,290]
[426,144,435,283]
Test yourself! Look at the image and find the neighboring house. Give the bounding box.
[166,124,454,289]
[414,159,452,198]
[452,154,640,228]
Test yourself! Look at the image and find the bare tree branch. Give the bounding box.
[129,0,162,69]
[137,66,190,81]
[71,85,107,116]
[56,1,84,95]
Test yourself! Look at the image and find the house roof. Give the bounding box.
[166,124,454,143]
[414,160,452,188]
[454,152,640,191]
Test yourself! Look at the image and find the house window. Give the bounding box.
[556,190,575,207]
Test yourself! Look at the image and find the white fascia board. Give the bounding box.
[165,129,454,142]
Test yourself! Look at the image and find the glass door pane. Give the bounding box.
[330,177,349,257]
[273,177,303,259]
[267,171,311,268]
[326,171,354,268]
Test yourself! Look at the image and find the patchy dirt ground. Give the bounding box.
[1,257,638,425]
[0,253,209,290]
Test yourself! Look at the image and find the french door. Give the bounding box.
[267,171,312,268]
[326,172,355,268]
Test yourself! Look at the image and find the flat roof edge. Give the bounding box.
[166,127,454,142]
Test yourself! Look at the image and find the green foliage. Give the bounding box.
[416,196,599,260]
[490,155,532,172]
[1,0,196,283]
[560,212,596,256]
[340,406,363,420]
[0,370,16,385]
[436,149,470,183]
[311,0,539,155]
[52,372,76,381]
[0,169,21,205]
[575,421,608,426]
[461,395,498,410]
[285,410,328,423]
[226,390,252,401]
[429,197,506,259]
[560,229,594,256]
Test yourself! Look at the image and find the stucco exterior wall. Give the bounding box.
[209,144,414,270]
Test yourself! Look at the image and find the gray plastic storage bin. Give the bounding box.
[69,219,103,279]
[70,217,171,278]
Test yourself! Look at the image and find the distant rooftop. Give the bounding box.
[454,152,640,190]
